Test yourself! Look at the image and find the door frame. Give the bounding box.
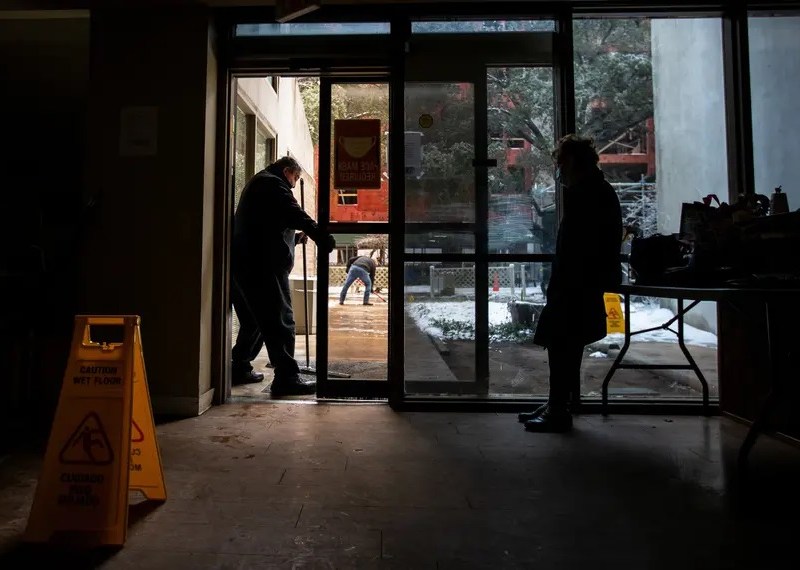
[218,26,397,403]
[316,76,393,400]
[214,16,574,406]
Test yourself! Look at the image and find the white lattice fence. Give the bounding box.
[429,265,518,296]
[330,266,389,289]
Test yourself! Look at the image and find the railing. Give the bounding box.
[429,264,544,298]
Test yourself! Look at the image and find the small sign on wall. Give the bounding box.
[119,106,158,157]
[334,119,381,189]
[404,131,422,177]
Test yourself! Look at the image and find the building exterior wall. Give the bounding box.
[237,77,316,178]
[235,77,318,278]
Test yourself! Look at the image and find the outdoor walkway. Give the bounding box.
[233,298,717,400]
[2,404,800,568]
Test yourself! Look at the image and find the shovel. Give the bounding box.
[356,279,387,303]
[298,178,351,379]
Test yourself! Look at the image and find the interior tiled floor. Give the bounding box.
[2,403,800,569]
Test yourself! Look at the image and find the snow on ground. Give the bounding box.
[605,304,717,347]
[406,300,717,347]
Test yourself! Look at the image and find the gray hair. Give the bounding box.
[271,156,302,173]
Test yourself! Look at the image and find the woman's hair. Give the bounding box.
[271,155,302,174]
[551,134,600,166]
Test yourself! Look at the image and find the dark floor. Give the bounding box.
[2,403,800,569]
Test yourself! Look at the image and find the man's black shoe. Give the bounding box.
[363,302,374,306]
[524,407,573,433]
[517,403,549,423]
[233,370,264,385]
[268,376,316,397]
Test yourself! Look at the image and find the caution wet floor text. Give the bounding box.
[604,293,625,334]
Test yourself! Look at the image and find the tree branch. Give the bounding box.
[598,114,652,147]
[489,106,550,152]
[347,111,378,120]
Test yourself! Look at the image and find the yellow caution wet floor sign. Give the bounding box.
[604,293,625,334]
[24,315,166,547]
[128,322,167,503]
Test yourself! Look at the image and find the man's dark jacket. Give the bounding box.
[533,168,623,347]
[232,167,324,274]
[346,256,377,284]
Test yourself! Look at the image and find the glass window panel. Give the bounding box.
[231,107,253,386]
[255,130,267,173]
[233,106,248,210]
[235,23,390,36]
[487,67,556,254]
[412,20,555,33]
[487,262,550,396]
[405,230,475,254]
[748,15,800,210]
[330,83,389,223]
[329,234,389,381]
[405,83,475,223]
[404,262,475,391]
[573,17,723,401]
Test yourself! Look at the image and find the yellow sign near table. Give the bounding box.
[24,315,166,548]
[604,293,625,334]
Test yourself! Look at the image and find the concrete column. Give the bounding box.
[749,16,800,207]
[651,18,727,334]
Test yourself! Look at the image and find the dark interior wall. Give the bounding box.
[79,6,217,416]
[718,300,800,440]
[0,14,91,443]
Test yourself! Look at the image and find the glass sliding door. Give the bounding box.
[317,79,391,399]
[402,22,556,399]
[403,82,479,395]
[486,66,556,398]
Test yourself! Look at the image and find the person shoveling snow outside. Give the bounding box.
[339,255,378,306]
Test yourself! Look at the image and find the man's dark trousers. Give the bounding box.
[231,277,264,378]
[231,266,300,382]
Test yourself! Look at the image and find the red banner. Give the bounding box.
[334,119,382,190]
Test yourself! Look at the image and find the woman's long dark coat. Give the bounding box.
[533,169,623,348]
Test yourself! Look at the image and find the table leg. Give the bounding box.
[676,298,710,413]
[602,292,631,415]
[737,389,776,471]
[738,299,781,470]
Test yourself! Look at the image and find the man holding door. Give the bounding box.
[231,156,336,396]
